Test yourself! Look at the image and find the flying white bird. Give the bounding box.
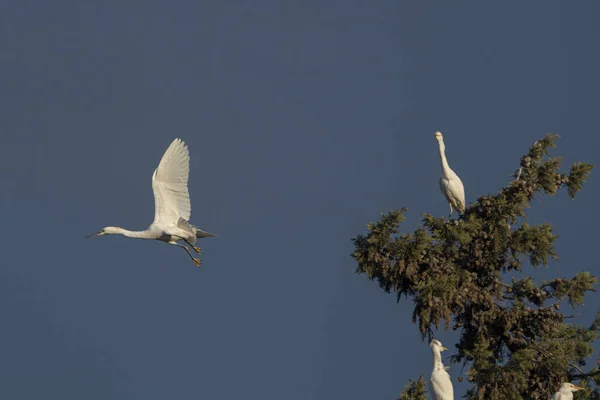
[87,138,216,267]
[435,131,466,218]
[430,339,453,400]
[551,382,584,400]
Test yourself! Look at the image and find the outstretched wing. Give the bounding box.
[151,138,191,228]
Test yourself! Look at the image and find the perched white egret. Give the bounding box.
[551,382,584,400]
[435,131,466,218]
[87,138,216,267]
[430,339,453,400]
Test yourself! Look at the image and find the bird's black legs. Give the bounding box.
[174,243,201,267]
[183,238,202,255]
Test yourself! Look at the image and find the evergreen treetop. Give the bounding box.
[352,135,595,399]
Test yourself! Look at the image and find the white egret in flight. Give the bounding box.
[435,131,466,218]
[430,339,453,400]
[551,382,584,400]
[87,138,216,267]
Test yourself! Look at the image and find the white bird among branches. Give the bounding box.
[430,339,454,400]
[435,131,466,218]
[551,382,584,400]
[87,138,216,267]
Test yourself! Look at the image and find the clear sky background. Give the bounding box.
[1,1,599,399]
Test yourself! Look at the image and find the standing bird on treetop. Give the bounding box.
[87,138,216,267]
[435,131,466,218]
[430,339,454,400]
[551,382,584,399]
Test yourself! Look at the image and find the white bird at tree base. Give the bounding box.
[430,339,454,400]
[551,382,584,399]
[87,138,216,267]
[435,131,466,218]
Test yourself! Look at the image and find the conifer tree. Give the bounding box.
[352,135,596,399]
[397,376,427,400]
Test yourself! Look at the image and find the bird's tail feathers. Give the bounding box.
[177,217,217,239]
[196,229,217,238]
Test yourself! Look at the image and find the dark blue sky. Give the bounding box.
[1,1,599,399]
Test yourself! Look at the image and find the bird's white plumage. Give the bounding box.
[430,339,453,400]
[551,382,584,400]
[88,138,215,267]
[431,367,453,400]
[439,175,465,213]
[151,138,192,228]
[435,131,466,217]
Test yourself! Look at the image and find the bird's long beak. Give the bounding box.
[85,232,100,238]
[441,346,448,351]
[573,385,584,391]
